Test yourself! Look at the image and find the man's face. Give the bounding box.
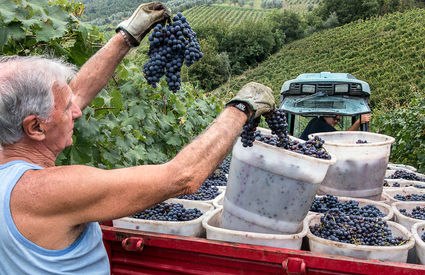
[323,115,340,127]
[41,82,82,153]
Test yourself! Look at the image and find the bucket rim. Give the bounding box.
[308,131,395,147]
[249,138,337,165]
[202,207,309,239]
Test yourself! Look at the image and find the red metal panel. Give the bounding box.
[102,225,425,275]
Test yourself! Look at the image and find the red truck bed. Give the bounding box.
[101,224,425,275]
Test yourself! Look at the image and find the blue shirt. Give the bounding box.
[0,160,110,274]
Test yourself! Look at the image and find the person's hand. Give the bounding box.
[226,82,276,121]
[360,113,370,124]
[116,2,170,46]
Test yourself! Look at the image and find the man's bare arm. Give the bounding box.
[69,34,130,111]
[15,107,247,224]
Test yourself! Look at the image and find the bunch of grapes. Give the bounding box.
[143,12,203,92]
[240,117,260,147]
[310,210,407,246]
[132,202,202,221]
[399,206,425,220]
[264,109,290,148]
[310,194,386,218]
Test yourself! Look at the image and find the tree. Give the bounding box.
[183,38,231,91]
[265,10,305,43]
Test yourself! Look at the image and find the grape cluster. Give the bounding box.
[399,206,425,220]
[310,194,386,218]
[422,232,425,242]
[240,110,331,160]
[132,202,202,221]
[143,12,203,92]
[387,170,425,182]
[356,139,368,144]
[264,109,290,147]
[310,210,407,246]
[394,194,425,201]
[241,117,260,147]
[177,185,220,201]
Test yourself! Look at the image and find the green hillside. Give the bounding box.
[215,8,425,109]
[183,5,271,26]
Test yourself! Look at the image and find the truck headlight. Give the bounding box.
[335,84,349,93]
[302,84,315,93]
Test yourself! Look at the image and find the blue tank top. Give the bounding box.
[0,160,110,274]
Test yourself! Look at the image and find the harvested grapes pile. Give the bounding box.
[310,194,386,218]
[132,202,202,221]
[144,12,202,92]
[383,180,425,189]
[176,156,230,200]
[394,194,425,201]
[177,185,220,201]
[241,109,331,160]
[202,155,230,187]
[399,206,425,220]
[387,170,425,182]
[310,210,407,246]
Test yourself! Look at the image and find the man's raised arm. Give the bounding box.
[69,2,170,110]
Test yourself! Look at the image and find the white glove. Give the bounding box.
[227,82,276,120]
[116,2,170,46]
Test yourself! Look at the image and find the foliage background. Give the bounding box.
[0,0,220,168]
[0,0,424,172]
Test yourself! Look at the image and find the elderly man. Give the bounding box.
[0,2,275,274]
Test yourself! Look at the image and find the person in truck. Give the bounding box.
[299,113,371,140]
[0,2,275,274]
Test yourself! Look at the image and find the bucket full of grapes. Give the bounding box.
[222,110,336,234]
[309,132,395,201]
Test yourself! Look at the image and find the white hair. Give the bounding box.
[0,55,77,145]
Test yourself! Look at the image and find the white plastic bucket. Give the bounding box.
[412,222,425,265]
[386,169,425,182]
[222,131,335,234]
[383,187,425,205]
[310,131,395,200]
[384,179,425,189]
[306,214,415,263]
[392,201,425,231]
[392,201,425,263]
[112,199,214,237]
[203,207,307,249]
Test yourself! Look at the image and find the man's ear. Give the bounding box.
[22,115,45,141]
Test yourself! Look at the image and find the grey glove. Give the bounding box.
[227,82,276,120]
[116,2,170,46]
